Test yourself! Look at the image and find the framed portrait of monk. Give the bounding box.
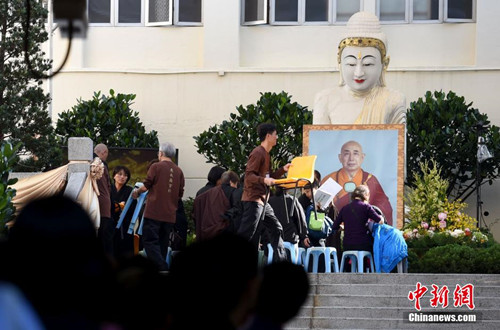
[303,124,405,229]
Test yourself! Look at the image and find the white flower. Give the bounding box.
[450,229,464,238]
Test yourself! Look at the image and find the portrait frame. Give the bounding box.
[303,124,405,228]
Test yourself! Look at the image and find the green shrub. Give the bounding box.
[407,231,494,252]
[0,0,62,172]
[407,249,421,273]
[0,142,20,236]
[182,197,195,245]
[406,90,500,200]
[474,244,500,274]
[194,91,312,175]
[404,160,448,230]
[414,244,476,273]
[408,242,500,273]
[56,89,158,148]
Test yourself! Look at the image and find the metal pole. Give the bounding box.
[47,0,54,118]
[476,148,481,228]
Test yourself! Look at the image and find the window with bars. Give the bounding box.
[88,0,202,26]
[241,0,475,25]
[378,0,475,23]
[242,0,362,25]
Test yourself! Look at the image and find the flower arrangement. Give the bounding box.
[403,160,486,243]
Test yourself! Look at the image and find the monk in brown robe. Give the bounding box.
[321,140,393,225]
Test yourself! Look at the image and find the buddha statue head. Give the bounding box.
[337,12,390,92]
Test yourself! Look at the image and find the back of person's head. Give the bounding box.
[94,143,108,156]
[9,195,98,253]
[306,179,320,190]
[7,195,115,327]
[257,122,277,142]
[159,141,176,159]
[351,184,370,201]
[221,170,239,186]
[256,262,310,325]
[207,165,226,184]
[314,170,322,183]
[114,255,171,329]
[169,232,259,328]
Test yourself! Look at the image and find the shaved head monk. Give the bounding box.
[321,140,393,225]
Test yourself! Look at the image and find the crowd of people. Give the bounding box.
[0,123,388,329]
[0,194,310,330]
[0,10,412,328]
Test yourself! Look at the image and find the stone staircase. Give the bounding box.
[285,273,500,329]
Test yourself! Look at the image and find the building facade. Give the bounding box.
[45,0,500,237]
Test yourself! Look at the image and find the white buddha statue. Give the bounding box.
[313,12,406,125]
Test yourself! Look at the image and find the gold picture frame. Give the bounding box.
[303,124,405,229]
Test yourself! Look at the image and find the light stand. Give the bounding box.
[476,123,493,228]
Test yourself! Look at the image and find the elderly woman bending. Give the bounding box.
[332,185,384,254]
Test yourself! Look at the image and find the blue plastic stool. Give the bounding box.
[283,242,300,264]
[266,243,274,264]
[140,247,178,270]
[266,242,299,264]
[298,247,306,266]
[326,247,340,273]
[340,250,375,273]
[397,257,408,273]
[166,248,181,270]
[303,247,339,273]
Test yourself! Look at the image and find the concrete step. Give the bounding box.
[313,294,500,309]
[309,273,500,286]
[286,317,499,330]
[312,283,500,297]
[303,317,499,329]
[284,273,500,329]
[308,306,500,321]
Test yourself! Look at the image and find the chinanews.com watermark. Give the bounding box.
[404,282,481,324]
[404,312,481,323]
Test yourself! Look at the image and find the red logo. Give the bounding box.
[408,283,475,311]
[408,282,428,311]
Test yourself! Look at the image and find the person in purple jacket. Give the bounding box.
[332,184,384,253]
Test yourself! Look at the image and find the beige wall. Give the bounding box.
[46,0,500,239]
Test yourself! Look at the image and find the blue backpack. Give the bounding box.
[305,205,334,241]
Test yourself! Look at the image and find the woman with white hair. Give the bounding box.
[332,184,384,254]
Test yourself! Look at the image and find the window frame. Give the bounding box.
[115,0,145,26]
[377,0,410,24]
[444,0,475,23]
[145,0,173,26]
[409,0,443,24]
[270,0,301,25]
[377,0,475,24]
[88,0,114,26]
[333,0,363,24]
[241,0,268,26]
[302,0,332,26]
[174,0,203,26]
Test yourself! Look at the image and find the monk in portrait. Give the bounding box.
[321,140,393,225]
